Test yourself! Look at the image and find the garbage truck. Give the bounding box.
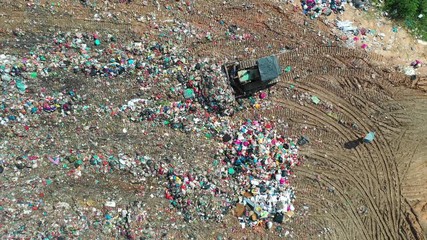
[223,55,281,97]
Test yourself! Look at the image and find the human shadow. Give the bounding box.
[344,137,364,149]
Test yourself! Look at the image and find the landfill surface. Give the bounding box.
[1,0,427,239]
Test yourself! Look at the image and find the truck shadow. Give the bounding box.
[344,137,364,149]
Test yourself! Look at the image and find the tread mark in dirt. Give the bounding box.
[268,47,418,237]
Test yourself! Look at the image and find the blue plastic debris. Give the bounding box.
[363,132,375,143]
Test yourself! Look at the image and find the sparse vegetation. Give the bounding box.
[379,0,427,40]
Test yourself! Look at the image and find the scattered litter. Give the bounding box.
[403,66,416,76]
[311,95,321,104]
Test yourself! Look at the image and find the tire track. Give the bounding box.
[296,168,369,239]
[284,72,402,192]
[277,80,400,234]
[274,69,406,238]
[273,99,395,239]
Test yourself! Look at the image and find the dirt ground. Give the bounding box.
[1,0,427,239]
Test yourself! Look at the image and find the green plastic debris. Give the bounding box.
[297,136,310,146]
[16,79,27,93]
[285,66,292,72]
[68,155,77,163]
[1,74,11,82]
[228,167,235,175]
[30,72,38,78]
[392,26,398,33]
[184,88,195,99]
[94,39,101,46]
[260,211,269,218]
[91,155,100,165]
[311,96,320,104]
[46,179,53,185]
[249,97,256,105]
[75,159,83,167]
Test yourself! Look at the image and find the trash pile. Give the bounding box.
[301,0,371,19]
[0,20,239,126]
[0,54,87,126]
[350,0,370,10]
[159,119,302,229]
[302,0,346,18]
[0,18,271,174]
[335,20,378,49]
[43,27,236,114]
[224,24,256,42]
[0,11,298,239]
[117,57,239,134]
[0,21,255,156]
[120,97,229,134]
[403,60,423,77]
[215,119,301,228]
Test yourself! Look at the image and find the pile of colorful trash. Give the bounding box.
[0,21,238,127]
[302,0,346,18]
[215,119,301,228]
[162,119,302,228]
[0,16,298,238]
